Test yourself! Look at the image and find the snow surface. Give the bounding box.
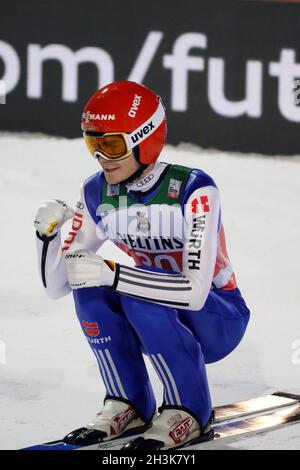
[0,133,299,450]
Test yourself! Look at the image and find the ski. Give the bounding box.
[22,391,300,450]
[214,391,300,422]
[188,401,300,450]
[96,399,300,451]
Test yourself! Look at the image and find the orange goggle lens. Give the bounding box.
[84,133,131,161]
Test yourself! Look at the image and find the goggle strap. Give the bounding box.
[128,100,165,150]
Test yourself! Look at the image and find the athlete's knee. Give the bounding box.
[203,316,249,364]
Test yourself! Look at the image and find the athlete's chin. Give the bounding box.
[104,170,123,185]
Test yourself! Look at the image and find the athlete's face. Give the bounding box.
[97,153,141,185]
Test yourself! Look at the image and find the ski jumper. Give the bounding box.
[36,160,250,429]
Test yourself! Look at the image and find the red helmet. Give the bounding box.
[81,81,167,165]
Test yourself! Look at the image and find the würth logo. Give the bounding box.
[82,321,100,337]
[191,196,210,214]
[131,121,155,144]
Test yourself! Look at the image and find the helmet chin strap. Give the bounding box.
[118,146,148,186]
[119,163,149,186]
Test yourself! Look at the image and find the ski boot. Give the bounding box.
[63,399,151,447]
[123,407,214,450]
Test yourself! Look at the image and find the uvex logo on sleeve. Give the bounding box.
[191,196,210,214]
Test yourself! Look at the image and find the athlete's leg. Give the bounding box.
[120,294,212,427]
[72,287,156,423]
[179,288,250,364]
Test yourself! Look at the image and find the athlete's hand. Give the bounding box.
[34,199,74,237]
[65,249,116,289]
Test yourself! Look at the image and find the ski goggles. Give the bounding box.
[83,99,165,161]
[84,132,132,161]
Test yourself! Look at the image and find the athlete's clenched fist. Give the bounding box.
[34,199,74,237]
[65,249,116,289]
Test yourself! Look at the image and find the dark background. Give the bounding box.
[0,0,299,155]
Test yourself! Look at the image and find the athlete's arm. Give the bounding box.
[35,184,106,299]
[111,185,220,311]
